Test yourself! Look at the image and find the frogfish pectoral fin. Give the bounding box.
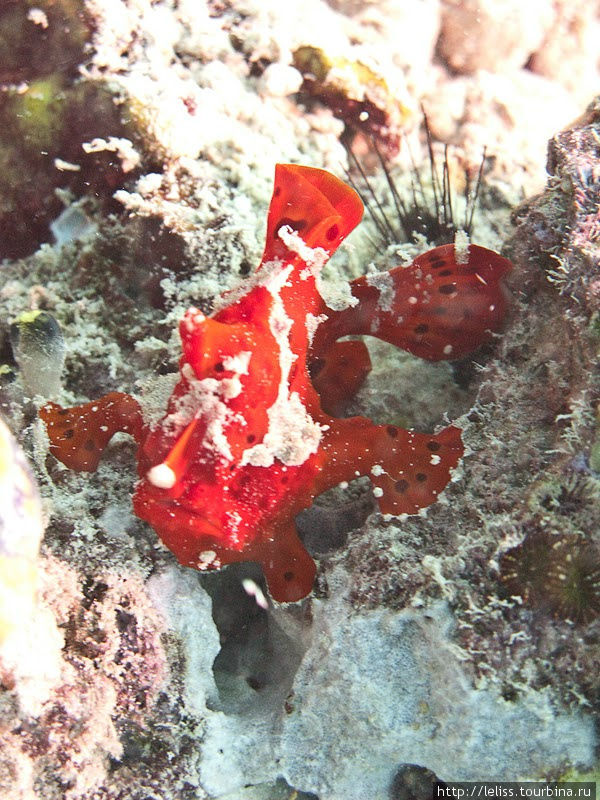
[311,242,512,362]
[319,417,464,516]
[39,391,143,471]
[368,425,464,515]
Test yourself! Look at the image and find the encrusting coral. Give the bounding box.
[40,163,511,602]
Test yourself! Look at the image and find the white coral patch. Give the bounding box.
[81,136,141,173]
[212,257,283,314]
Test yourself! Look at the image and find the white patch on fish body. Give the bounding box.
[240,264,325,468]
[366,270,395,312]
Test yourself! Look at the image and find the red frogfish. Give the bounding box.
[40,164,511,602]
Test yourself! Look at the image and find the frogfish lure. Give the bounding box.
[40,164,511,602]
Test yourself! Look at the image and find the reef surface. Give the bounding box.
[1,2,599,799]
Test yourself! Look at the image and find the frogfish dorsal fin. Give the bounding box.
[261,163,363,264]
